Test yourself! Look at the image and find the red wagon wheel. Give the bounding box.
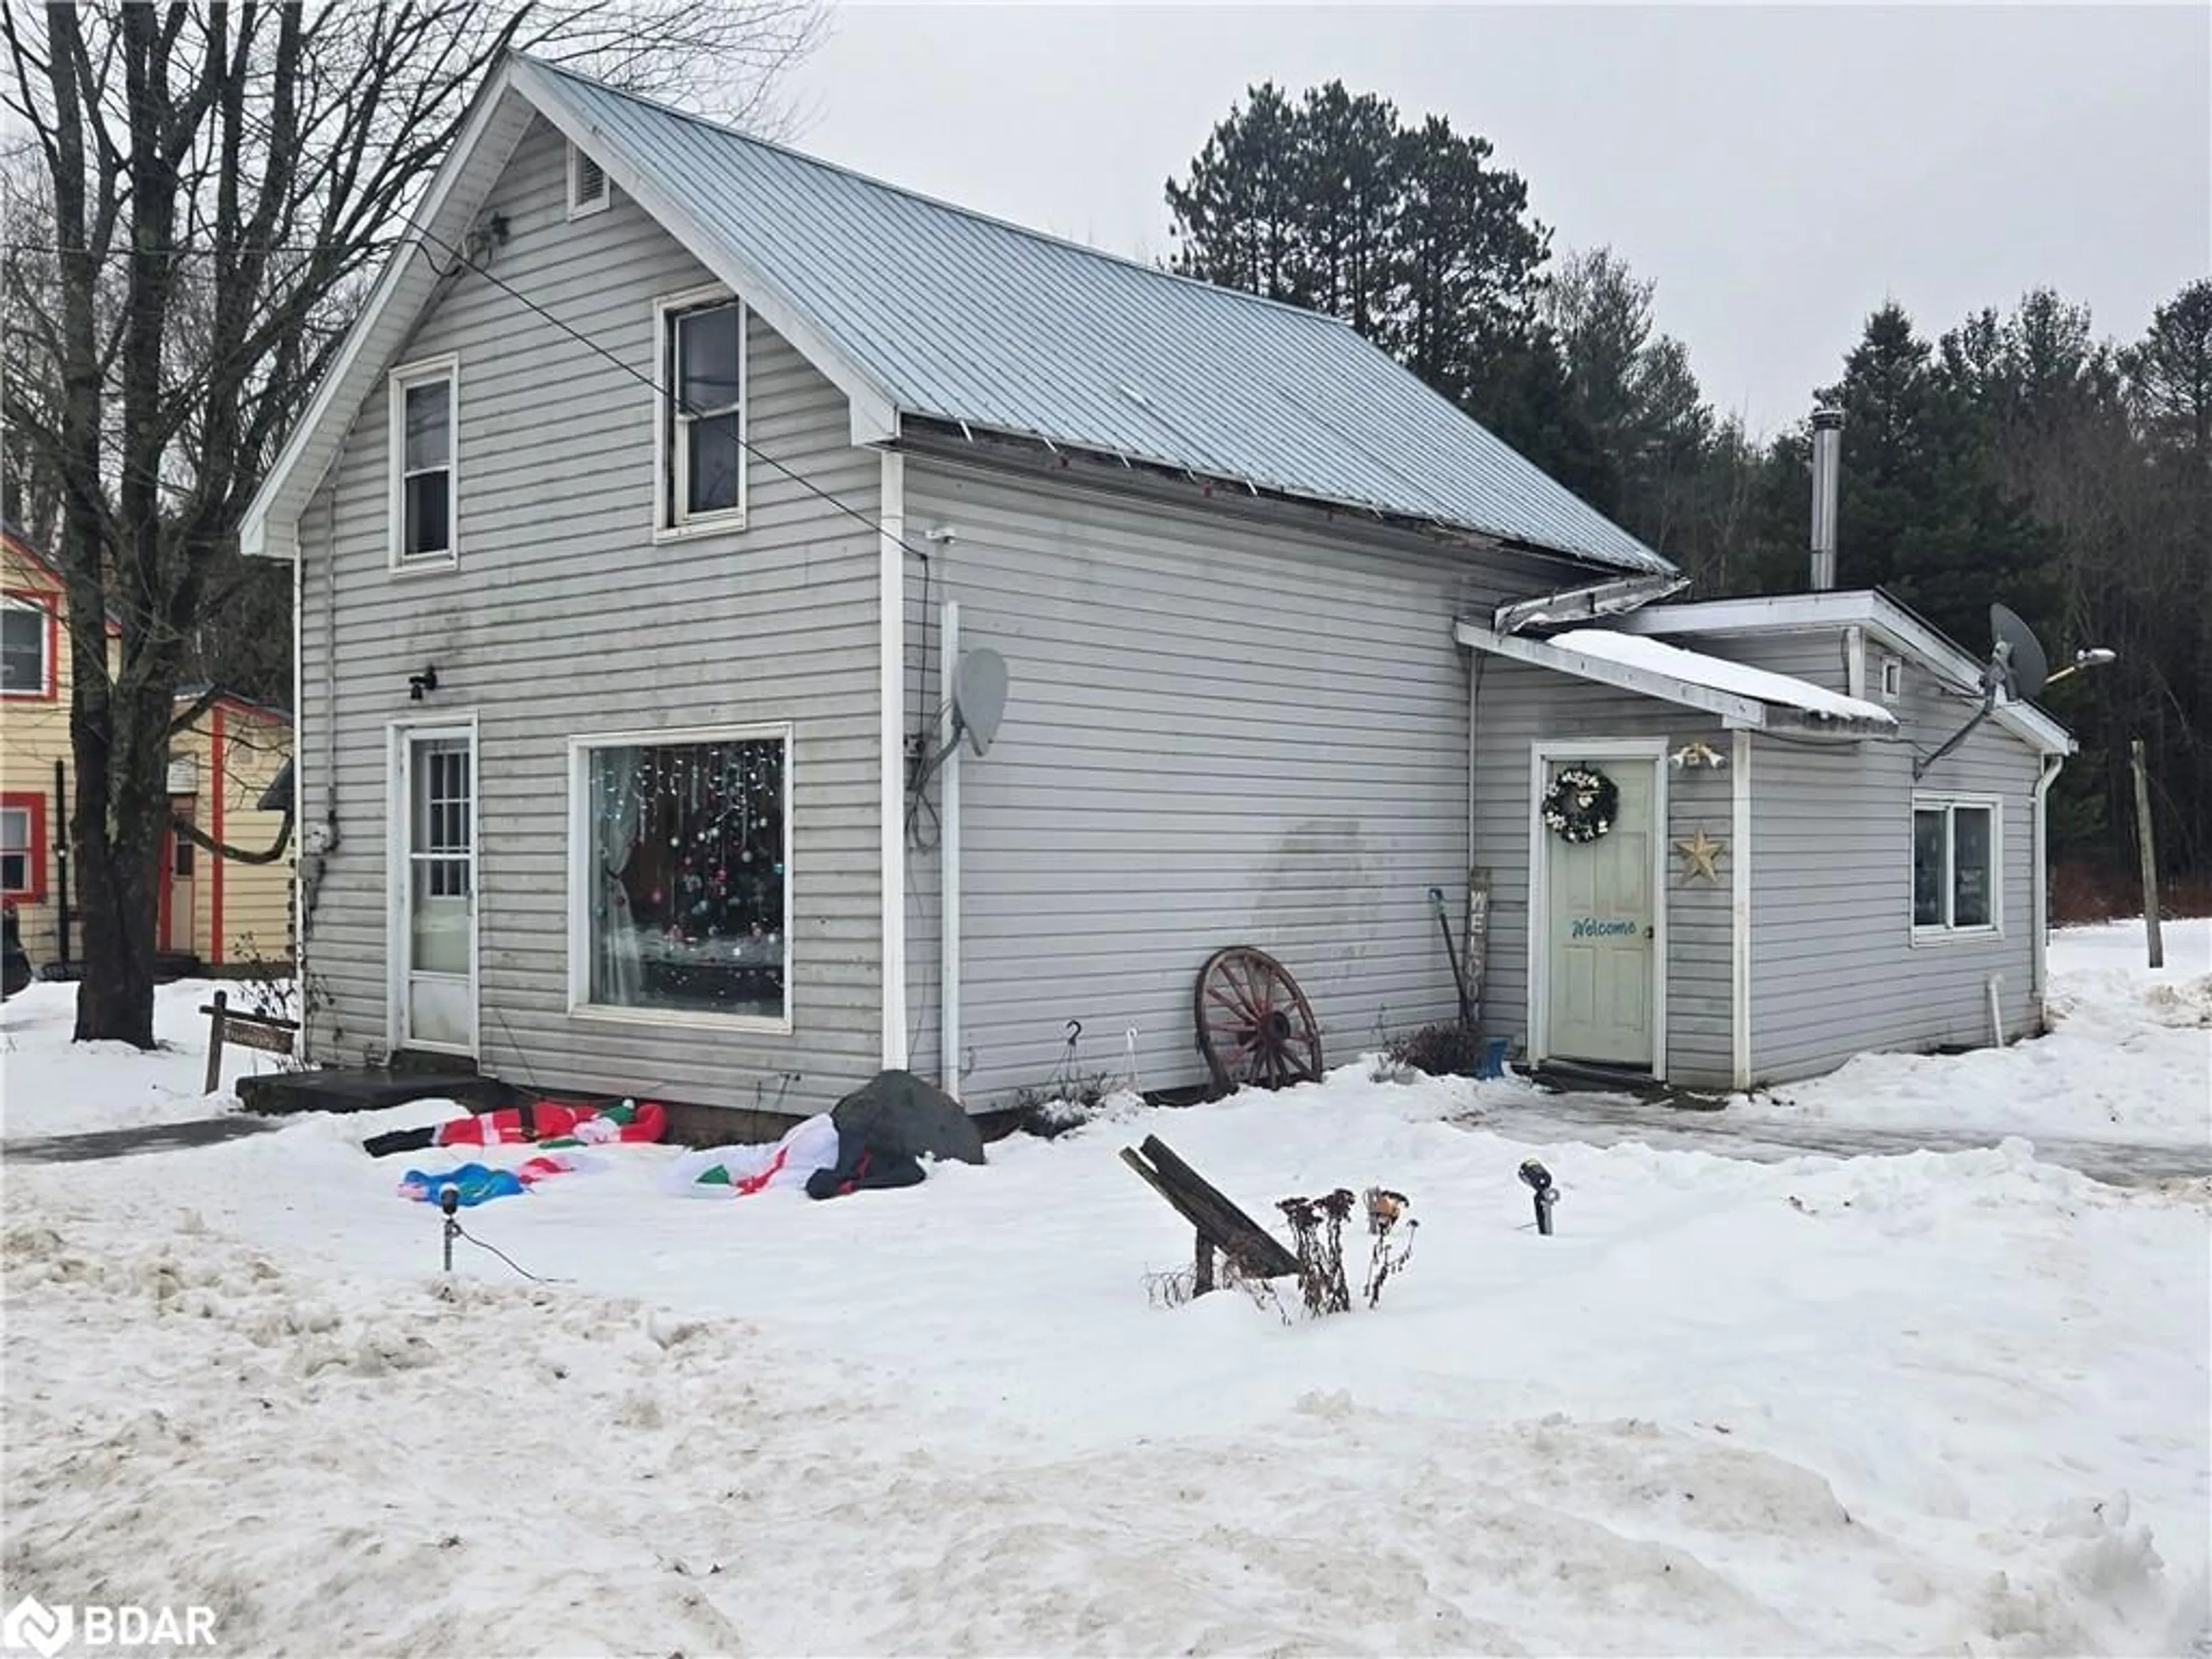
[1193,946,1324,1097]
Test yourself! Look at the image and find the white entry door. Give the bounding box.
[393,728,476,1055]
[1541,755,1658,1069]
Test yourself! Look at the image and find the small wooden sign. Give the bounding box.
[202,989,297,1092]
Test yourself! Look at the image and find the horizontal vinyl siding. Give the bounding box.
[1748,649,2039,1082]
[298,115,881,1116]
[900,453,1572,1108]
[1466,662,1733,1087]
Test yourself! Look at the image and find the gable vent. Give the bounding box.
[567,141,609,218]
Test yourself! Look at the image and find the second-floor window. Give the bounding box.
[657,290,745,533]
[389,356,458,566]
[2,595,51,697]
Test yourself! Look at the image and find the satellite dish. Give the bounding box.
[1990,603,2049,700]
[950,649,1007,757]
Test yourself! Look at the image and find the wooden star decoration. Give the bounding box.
[1674,827,1726,883]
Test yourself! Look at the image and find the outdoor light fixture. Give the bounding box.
[440,1184,461,1271]
[1518,1158,1559,1236]
[408,664,439,701]
[2043,647,2118,688]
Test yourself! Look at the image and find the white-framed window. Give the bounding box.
[1880,656,1903,702]
[569,725,790,1029]
[388,354,458,568]
[653,287,746,536]
[2,593,53,697]
[566,141,610,219]
[1912,794,2002,938]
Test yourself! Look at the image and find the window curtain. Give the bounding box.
[591,747,646,1005]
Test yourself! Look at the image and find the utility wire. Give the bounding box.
[385,202,943,574]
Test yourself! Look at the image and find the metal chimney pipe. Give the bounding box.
[1809,407,1844,591]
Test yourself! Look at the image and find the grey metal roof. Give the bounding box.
[527,62,1669,575]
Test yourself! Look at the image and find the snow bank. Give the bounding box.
[1735,918,2211,1149]
[0,978,296,1138]
[3,1066,2206,1656]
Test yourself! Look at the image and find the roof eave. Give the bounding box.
[511,57,900,448]
[897,415,1668,577]
[239,60,538,562]
[1612,588,2073,756]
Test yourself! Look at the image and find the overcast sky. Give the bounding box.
[783,5,2210,438]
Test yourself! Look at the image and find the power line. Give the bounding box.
[386,202,941,573]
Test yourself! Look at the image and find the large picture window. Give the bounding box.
[1912,795,2000,937]
[574,729,787,1024]
[655,289,745,532]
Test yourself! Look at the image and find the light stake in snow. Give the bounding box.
[440,1184,461,1272]
[1518,1158,1558,1236]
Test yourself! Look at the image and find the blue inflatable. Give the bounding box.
[396,1162,526,1207]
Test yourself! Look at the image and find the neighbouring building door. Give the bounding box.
[161,795,196,955]
[1542,755,1658,1069]
[394,729,476,1054]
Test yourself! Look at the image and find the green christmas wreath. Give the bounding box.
[1541,764,1619,843]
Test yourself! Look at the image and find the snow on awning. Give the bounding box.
[1548,630,1896,726]
[1453,620,1897,733]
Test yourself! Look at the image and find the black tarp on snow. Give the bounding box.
[830,1069,987,1166]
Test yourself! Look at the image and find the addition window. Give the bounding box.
[655,290,746,533]
[566,141,610,218]
[388,355,458,567]
[1880,657,1903,702]
[1912,795,2001,937]
[571,727,789,1027]
[2,593,54,697]
[1,794,45,900]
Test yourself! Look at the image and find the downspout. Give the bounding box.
[2031,751,2065,1031]
[52,757,69,969]
[938,599,961,1094]
[877,450,907,1069]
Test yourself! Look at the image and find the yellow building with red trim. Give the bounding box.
[2,524,294,972]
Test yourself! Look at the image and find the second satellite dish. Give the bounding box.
[951,649,1007,757]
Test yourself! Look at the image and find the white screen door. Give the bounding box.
[395,729,476,1054]
[1544,757,1657,1068]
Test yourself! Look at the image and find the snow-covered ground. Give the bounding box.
[0,978,285,1139]
[1734,918,2210,1150]
[1,927,2207,1656]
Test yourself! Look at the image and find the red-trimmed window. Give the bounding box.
[0,793,45,900]
[2,592,56,699]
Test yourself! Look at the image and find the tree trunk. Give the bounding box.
[71,680,172,1047]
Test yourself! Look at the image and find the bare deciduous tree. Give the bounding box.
[1,0,820,1045]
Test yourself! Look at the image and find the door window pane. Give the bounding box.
[585,736,785,1018]
[410,740,471,974]
[1912,809,1945,927]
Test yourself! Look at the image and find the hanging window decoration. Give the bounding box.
[1541,764,1619,843]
